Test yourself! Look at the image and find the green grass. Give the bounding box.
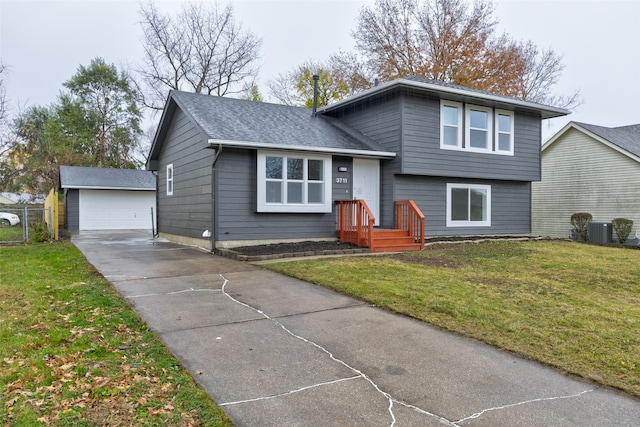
[266,240,640,397]
[0,242,233,426]
[0,225,23,242]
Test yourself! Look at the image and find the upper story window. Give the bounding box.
[440,101,514,156]
[466,105,493,152]
[257,151,332,213]
[440,101,463,149]
[166,164,173,196]
[495,110,514,154]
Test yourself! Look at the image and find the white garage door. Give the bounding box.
[79,189,156,230]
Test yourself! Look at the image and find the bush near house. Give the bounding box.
[612,218,634,244]
[571,212,592,241]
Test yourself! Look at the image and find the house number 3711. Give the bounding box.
[335,177,348,184]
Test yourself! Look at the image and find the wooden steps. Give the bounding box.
[335,199,425,253]
[370,229,423,253]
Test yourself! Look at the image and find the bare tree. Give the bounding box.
[137,1,262,109]
[353,0,579,109]
[516,41,581,109]
[355,0,424,80]
[266,71,299,106]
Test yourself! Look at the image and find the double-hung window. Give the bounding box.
[166,164,174,196]
[440,101,514,155]
[466,105,493,152]
[495,110,514,154]
[446,183,491,227]
[258,151,332,213]
[440,101,463,149]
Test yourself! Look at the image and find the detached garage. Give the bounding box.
[59,166,156,231]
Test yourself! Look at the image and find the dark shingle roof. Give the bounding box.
[59,166,156,190]
[169,91,391,153]
[575,122,640,158]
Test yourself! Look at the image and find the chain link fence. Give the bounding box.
[0,207,53,244]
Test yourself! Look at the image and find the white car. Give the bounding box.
[0,212,20,227]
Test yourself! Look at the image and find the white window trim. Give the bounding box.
[257,150,332,213]
[495,109,515,155]
[440,100,463,150]
[465,105,493,153]
[440,102,515,156]
[166,164,173,196]
[446,183,491,227]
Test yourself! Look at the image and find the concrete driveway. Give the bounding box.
[72,230,640,426]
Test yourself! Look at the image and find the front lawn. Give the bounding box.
[0,242,233,426]
[266,240,640,397]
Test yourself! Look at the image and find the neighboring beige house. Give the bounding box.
[532,121,640,241]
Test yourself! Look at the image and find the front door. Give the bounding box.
[352,158,380,223]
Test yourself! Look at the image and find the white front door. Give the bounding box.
[352,158,380,223]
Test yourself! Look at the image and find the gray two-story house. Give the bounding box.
[147,76,568,251]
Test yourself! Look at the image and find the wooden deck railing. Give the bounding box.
[336,199,375,251]
[395,200,425,249]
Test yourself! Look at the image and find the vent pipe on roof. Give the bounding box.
[311,74,319,117]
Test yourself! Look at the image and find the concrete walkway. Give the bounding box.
[72,230,640,426]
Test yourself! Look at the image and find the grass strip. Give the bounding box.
[266,240,640,397]
[0,241,233,426]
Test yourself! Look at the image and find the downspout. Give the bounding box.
[207,143,223,253]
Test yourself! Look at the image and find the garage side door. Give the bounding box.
[79,189,156,230]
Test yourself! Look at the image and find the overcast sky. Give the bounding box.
[1,0,639,141]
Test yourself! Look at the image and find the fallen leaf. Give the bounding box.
[4,396,20,407]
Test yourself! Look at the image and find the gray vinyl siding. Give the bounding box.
[156,108,213,240]
[65,189,79,231]
[332,157,353,201]
[400,93,542,181]
[326,93,402,227]
[214,149,339,242]
[394,176,531,236]
[325,89,541,230]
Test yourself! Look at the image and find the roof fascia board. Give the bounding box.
[542,122,640,163]
[146,91,177,169]
[207,139,396,159]
[147,92,211,170]
[64,186,155,191]
[541,121,576,151]
[572,123,640,163]
[319,78,570,119]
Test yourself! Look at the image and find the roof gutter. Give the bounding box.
[207,139,396,159]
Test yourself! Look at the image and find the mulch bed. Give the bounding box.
[222,233,640,262]
[231,240,361,256]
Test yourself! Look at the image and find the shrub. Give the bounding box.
[612,218,633,244]
[31,221,51,243]
[570,212,592,242]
